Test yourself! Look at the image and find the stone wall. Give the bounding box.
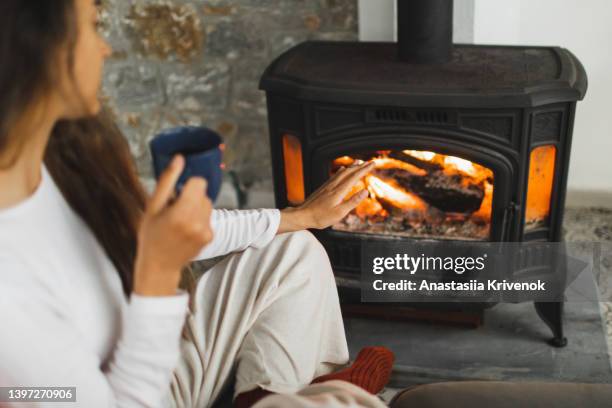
[99,0,357,203]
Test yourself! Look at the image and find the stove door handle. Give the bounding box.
[500,202,518,241]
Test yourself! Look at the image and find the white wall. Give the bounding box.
[358,0,475,43]
[358,0,395,41]
[359,0,612,194]
[473,0,612,193]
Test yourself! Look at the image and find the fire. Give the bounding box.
[332,155,426,176]
[444,156,478,177]
[372,157,427,176]
[404,150,436,161]
[332,150,495,235]
[473,180,494,220]
[355,197,387,219]
[366,175,427,211]
[402,149,491,182]
[334,155,354,167]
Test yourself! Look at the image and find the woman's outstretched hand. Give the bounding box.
[279,161,375,233]
[133,155,214,296]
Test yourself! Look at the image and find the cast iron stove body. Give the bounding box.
[259,0,587,346]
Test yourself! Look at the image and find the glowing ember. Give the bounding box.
[334,155,355,167]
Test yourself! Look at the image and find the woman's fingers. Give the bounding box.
[326,161,370,191]
[306,165,348,203]
[321,166,347,191]
[149,155,185,214]
[174,177,208,213]
[135,174,213,296]
[171,177,213,243]
[335,161,375,198]
[337,188,369,215]
[333,165,347,177]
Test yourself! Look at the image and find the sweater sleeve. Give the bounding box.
[192,208,281,261]
[0,259,189,408]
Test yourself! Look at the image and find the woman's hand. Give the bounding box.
[279,161,375,233]
[133,155,214,296]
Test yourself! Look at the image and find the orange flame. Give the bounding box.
[333,155,355,167]
[403,149,492,183]
[473,181,494,220]
[372,157,427,176]
[355,197,388,219]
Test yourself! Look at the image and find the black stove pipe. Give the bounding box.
[397,0,454,64]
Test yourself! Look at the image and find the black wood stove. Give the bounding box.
[259,0,587,346]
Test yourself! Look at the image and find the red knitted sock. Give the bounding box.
[234,387,274,408]
[311,346,394,395]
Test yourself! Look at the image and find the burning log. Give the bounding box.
[375,168,485,213]
[366,175,427,212]
[388,150,442,173]
[372,157,427,176]
[416,172,485,213]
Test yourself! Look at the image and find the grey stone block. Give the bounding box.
[101,0,358,188]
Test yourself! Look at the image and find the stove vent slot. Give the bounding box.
[325,241,361,273]
[417,111,450,123]
[374,109,408,122]
[369,109,452,124]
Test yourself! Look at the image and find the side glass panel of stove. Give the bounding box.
[330,149,494,241]
[524,145,557,232]
[282,133,305,205]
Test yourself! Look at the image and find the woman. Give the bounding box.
[0,1,394,407]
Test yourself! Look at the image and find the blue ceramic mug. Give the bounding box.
[149,126,223,202]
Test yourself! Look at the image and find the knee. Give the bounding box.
[286,230,328,261]
[283,230,335,282]
[287,229,319,246]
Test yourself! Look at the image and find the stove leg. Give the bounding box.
[534,301,567,347]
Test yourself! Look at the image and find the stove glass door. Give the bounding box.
[328,149,495,241]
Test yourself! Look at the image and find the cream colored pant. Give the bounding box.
[164,230,386,408]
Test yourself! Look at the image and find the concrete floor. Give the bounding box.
[345,207,612,403]
[345,295,611,388]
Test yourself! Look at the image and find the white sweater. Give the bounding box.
[0,165,280,407]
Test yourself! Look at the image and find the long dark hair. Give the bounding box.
[0,0,148,297]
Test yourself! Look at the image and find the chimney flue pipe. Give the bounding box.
[397,0,454,64]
